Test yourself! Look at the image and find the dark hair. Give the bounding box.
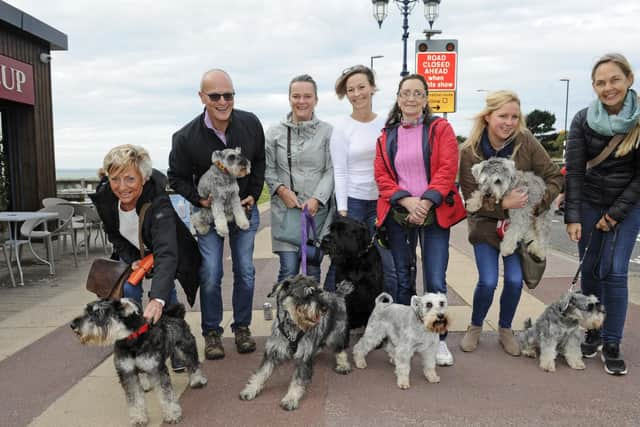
[288,74,318,97]
[335,65,376,99]
[385,74,431,127]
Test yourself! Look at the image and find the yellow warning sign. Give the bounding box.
[428,91,455,113]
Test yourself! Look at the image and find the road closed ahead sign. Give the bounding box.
[416,52,457,91]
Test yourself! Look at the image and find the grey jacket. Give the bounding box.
[265,113,334,252]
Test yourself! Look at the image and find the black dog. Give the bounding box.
[321,216,384,330]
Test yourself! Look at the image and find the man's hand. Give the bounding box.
[566,223,581,242]
[143,299,163,324]
[502,188,528,210]
[241,195,255,210]
[596,213,617,232]
[199,196,212,208]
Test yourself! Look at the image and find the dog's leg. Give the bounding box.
[239,352,280,401]
[538,338,558,372]
[563,332,586,370]
[280,358,312,410]
[211,202,229,236]
[393,349,412,389]
[138,372,152,392]
[150,365,183,424]
[465,191,484,213]
[190,211,210,235]
[116,360,148,427]
[231,195,250,230]
[353,325,386,369]
[420,343,440,384]
[178,336,208,388]
[500,215,520,257]
[334,350,352,374]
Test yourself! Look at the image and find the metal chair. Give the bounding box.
[72,204,108,257]
[42,197,71,207]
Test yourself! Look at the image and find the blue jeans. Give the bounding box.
[276,251,321,283]
[470,243,523,329]
[579,202,640,344]
[197,206,260,335]
[384,215,449,305]
[123,281,178,307]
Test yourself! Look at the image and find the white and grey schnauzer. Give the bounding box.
[239,275,353,411]
[353,292,450,390]
[519,291,605,372]
[466,157,552,259]
[190,147,251,237]
[70,299,207,426]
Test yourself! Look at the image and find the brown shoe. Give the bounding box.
[499,328,521,356]
[204,330,225,360]
[460,324,482,352]
[234,326,256,354]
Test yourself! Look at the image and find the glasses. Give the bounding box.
[398,90,427,99]
[206,92,235,102]
[109,175,138,186]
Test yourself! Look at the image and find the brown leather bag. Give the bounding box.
[85,258,131,299]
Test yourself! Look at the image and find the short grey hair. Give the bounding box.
[288,74,318,97]
[103,144,152,181]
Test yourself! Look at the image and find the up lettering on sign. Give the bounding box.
[0,54,35,105]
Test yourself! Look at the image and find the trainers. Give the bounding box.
[170,353,186,373]
[601,342,627,376]
[436,341,454,366]
[581,329,602,358]
[234,326,256,354]
[204,330,225,360]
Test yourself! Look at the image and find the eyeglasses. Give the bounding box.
[398,90,427,99]
[109,175,138,186]
[206,92,235,102]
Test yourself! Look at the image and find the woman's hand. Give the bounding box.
[401,197,432,225]
[143,299,163,324]
[277,186,301,209]
[596,213,617,232]
[303,198,320,216]
[566,223,581,242]
[502,188,529,209]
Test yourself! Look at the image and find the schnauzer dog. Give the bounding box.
[190,147,251,237]
[239,275,353,411]
[519,291,606,372]
[465,157,552,259]
[70,299,207,426]
[353,292,449,389]
[320,216,384,330]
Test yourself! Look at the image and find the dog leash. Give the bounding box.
[300,206,319,276]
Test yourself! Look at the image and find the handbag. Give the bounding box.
[517,241,546,289]
[391,205,435,228]
[85,258,131,299]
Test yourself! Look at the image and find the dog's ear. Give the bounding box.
[559,292,573,312]
[410,295,421,312]
[234,147,242,155]
[268,278,290,298]
[211,150,222,163]
[336,280,354,296]
[471,162,483,182]
[118,298,141,317]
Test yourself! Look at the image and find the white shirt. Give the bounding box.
[330,114,386,212]
[118,202,140,249]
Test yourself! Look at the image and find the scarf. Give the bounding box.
[587,88,640,136]
[480,128,515,159]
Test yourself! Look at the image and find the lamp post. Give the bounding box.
[560,78,570,143]
[370,55,384,70]
[371,0,441,77]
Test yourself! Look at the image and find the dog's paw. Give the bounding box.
[162,404,183,424]
[280,396,300,411]
[239,386,258,401]
[215,224,229,236]
[397,378,410,390]
[521,348,537,358]
[189,369,208,388]
[539,358,556,372]
[500,243,516,257]
[353,354,367,369]
[527,242,546,260]
[424,369,440,384]
[235,216,250,230]
[129,415,149,427]
[465,195,482,213]
[334,363,352,375]
[193,222,210,236]
[566,358,586,370]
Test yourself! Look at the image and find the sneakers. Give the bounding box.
[204,330,225,360]
[436,341,454,366]
[601,342,627,376]
[498,328,521,356]
[234,326,256,354]
[170,353,186,373]
[460,324,482,352]
[581,329,602,358]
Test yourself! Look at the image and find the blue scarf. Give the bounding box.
[480,129,515,159]
[587,88,640,136]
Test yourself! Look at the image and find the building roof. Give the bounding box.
[0,1,67,50]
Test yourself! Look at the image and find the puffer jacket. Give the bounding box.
[459,130,563,250]
[565,107,640,224]
[90,169,201,306]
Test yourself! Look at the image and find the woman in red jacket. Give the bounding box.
[374,74,466,366]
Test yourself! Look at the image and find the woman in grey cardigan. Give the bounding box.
[265,74,334,283]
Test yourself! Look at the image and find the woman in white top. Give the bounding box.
[329,64,397,294]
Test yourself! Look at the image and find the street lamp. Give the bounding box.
[371,0,441,77]
[560,78,570,142]
[370,55,384,70]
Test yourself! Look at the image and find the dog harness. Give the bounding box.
[126,323,150,341]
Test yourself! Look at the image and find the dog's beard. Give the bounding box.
[293,303,325,331]
[424,313,449,335]
[581,313,605,331]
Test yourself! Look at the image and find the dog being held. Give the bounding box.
[239,275,353,411]
[190,147,251,237]
[70,299,207,426]
[320,215,384,330]
[353,292,449,389]
[519,291,605,372]
[465,157,552,259]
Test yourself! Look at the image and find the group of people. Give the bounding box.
[90,52,640,376]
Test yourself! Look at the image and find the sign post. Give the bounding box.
[415,39,458,114]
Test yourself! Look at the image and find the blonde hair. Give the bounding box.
[592,53,640,157]
[461,90,528,158]
[103,144,152,180]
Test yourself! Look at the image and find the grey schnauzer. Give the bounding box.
[519,291,605,372]
[353,292,449,389]
[465,157,552,259]
[190,147,251,236]
[239,275,353,411]
[70,299,207,426]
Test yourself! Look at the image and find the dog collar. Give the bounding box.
[214,160,229,174]
[126,323,150,340]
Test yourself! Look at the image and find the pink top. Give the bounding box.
[395,125,428,196]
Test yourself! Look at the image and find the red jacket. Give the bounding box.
[374,117,466,229]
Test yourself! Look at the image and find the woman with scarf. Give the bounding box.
[565,53,640,376]
[458,90,562,357]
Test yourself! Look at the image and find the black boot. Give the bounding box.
[581,329,602,358]
[601,342,627,376]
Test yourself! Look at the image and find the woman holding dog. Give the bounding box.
[458,91,562,357]
[330,64,397,294]
[265,74,334,283]
[565,53,640,376]
[374,74,466,366]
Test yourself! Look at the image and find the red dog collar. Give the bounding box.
[126,323,150,340]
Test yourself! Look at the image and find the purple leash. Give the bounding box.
[300,206,318,276]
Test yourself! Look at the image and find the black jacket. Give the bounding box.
[90,169,201,306]
[565,108,640,224]
[168,108,266,207]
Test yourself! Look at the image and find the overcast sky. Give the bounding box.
[9,0,640,170]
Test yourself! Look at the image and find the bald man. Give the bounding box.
[168,69,265,360]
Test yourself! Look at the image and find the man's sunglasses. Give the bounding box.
[206,92,235,102]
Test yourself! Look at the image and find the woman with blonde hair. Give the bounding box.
[458,90,562,356]
[565,53,640,375]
